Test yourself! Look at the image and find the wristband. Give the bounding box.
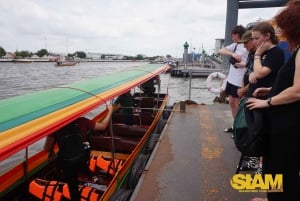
[267,97,273,107]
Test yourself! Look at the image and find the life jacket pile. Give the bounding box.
[89,155,124,175]
[29,178,103,201]
[62,184,102,201]
[29,178,64,201]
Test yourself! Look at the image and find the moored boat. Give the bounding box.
[55,60,78,67]
[0,64,171,201]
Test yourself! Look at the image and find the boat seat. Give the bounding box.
[112,113,141,125]
[139,114,155,126]
[112,123,147,138]
[138,97,155,114]
[89,136,138,154]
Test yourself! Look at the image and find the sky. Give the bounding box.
[0,0,284,58]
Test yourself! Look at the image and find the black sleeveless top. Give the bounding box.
[269,46,300,129]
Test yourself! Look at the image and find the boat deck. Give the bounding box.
[131,102,266,201]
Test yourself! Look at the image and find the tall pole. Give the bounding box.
[224,0,238,47]
[183,41,189,70]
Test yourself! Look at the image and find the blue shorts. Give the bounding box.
[225,82,240,98]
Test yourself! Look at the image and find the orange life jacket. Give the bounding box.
[89,155,124,175]
[29,178,64,201]
[62,184,102,201]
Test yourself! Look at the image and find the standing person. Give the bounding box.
[219,25,248,133]
[247,1,300,200]
[236,30,261,172]
[44,104,114,201]
[237,22,285,174]
[237,30,256,98]
[247,21,285,100]
[248,21,285,175]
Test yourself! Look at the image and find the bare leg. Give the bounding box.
[228,95,240,119]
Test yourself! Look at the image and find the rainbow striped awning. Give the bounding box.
[0,64,169,161]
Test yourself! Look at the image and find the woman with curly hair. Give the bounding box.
[247,1,300,200]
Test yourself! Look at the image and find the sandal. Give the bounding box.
[250,198,268,201]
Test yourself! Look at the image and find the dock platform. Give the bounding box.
[170,58,226,77]
[170,67,222,77]
[131,102,266,201]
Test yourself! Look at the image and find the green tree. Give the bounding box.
[15,50,32,58]
[74,51,86,59]
[67,53,74,58]
[136,54,144,60]
[0,46,6,57]
[36,49,48,57]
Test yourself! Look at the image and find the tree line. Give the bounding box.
[0,46,173,61]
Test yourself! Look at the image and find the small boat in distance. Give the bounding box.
[55,60,78,67]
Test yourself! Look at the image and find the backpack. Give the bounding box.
[57,122,89,165]
[233,98,265,173]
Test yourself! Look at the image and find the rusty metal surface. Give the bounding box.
[133,103,266,201]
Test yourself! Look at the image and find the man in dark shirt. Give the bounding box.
[114,91,134,125]
[44,104,114,201]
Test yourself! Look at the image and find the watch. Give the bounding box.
[267,97,273,107]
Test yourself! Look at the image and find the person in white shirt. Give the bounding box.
[219,25,248,133]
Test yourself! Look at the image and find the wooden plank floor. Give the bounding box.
[131,102,266,201]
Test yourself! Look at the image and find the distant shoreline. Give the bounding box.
[0,59,148,63]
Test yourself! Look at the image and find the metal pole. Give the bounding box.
[188,70,192,101]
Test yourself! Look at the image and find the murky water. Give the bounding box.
[0,61,220,174]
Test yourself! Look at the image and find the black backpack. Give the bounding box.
[233,98,265,173]
[57,122,88,165]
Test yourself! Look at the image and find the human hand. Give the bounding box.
[249,72,257,84]
[255,41,270,56]
[237,87,246,98]
[246,98,268,110]
[231,53,242,63]
[107,104,114,111]
[252,87,271,97]
[235,61,246,68]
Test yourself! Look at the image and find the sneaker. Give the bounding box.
[224,127,233,133]
[255,167,263,174]
[238,157,259,171]
[248,157,259,168]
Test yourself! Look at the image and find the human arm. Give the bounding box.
[43,134,57,160]
[250,42,275,81]
[94,104,114,131]
[247,50,300,109]
[237,84,248,98]
[219,46,242,63]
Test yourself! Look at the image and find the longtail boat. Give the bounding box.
[55,61,78,67]
[0,64,171,201]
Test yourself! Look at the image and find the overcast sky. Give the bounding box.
[0,0,283,57]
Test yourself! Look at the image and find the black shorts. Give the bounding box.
[225,82,240,98]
